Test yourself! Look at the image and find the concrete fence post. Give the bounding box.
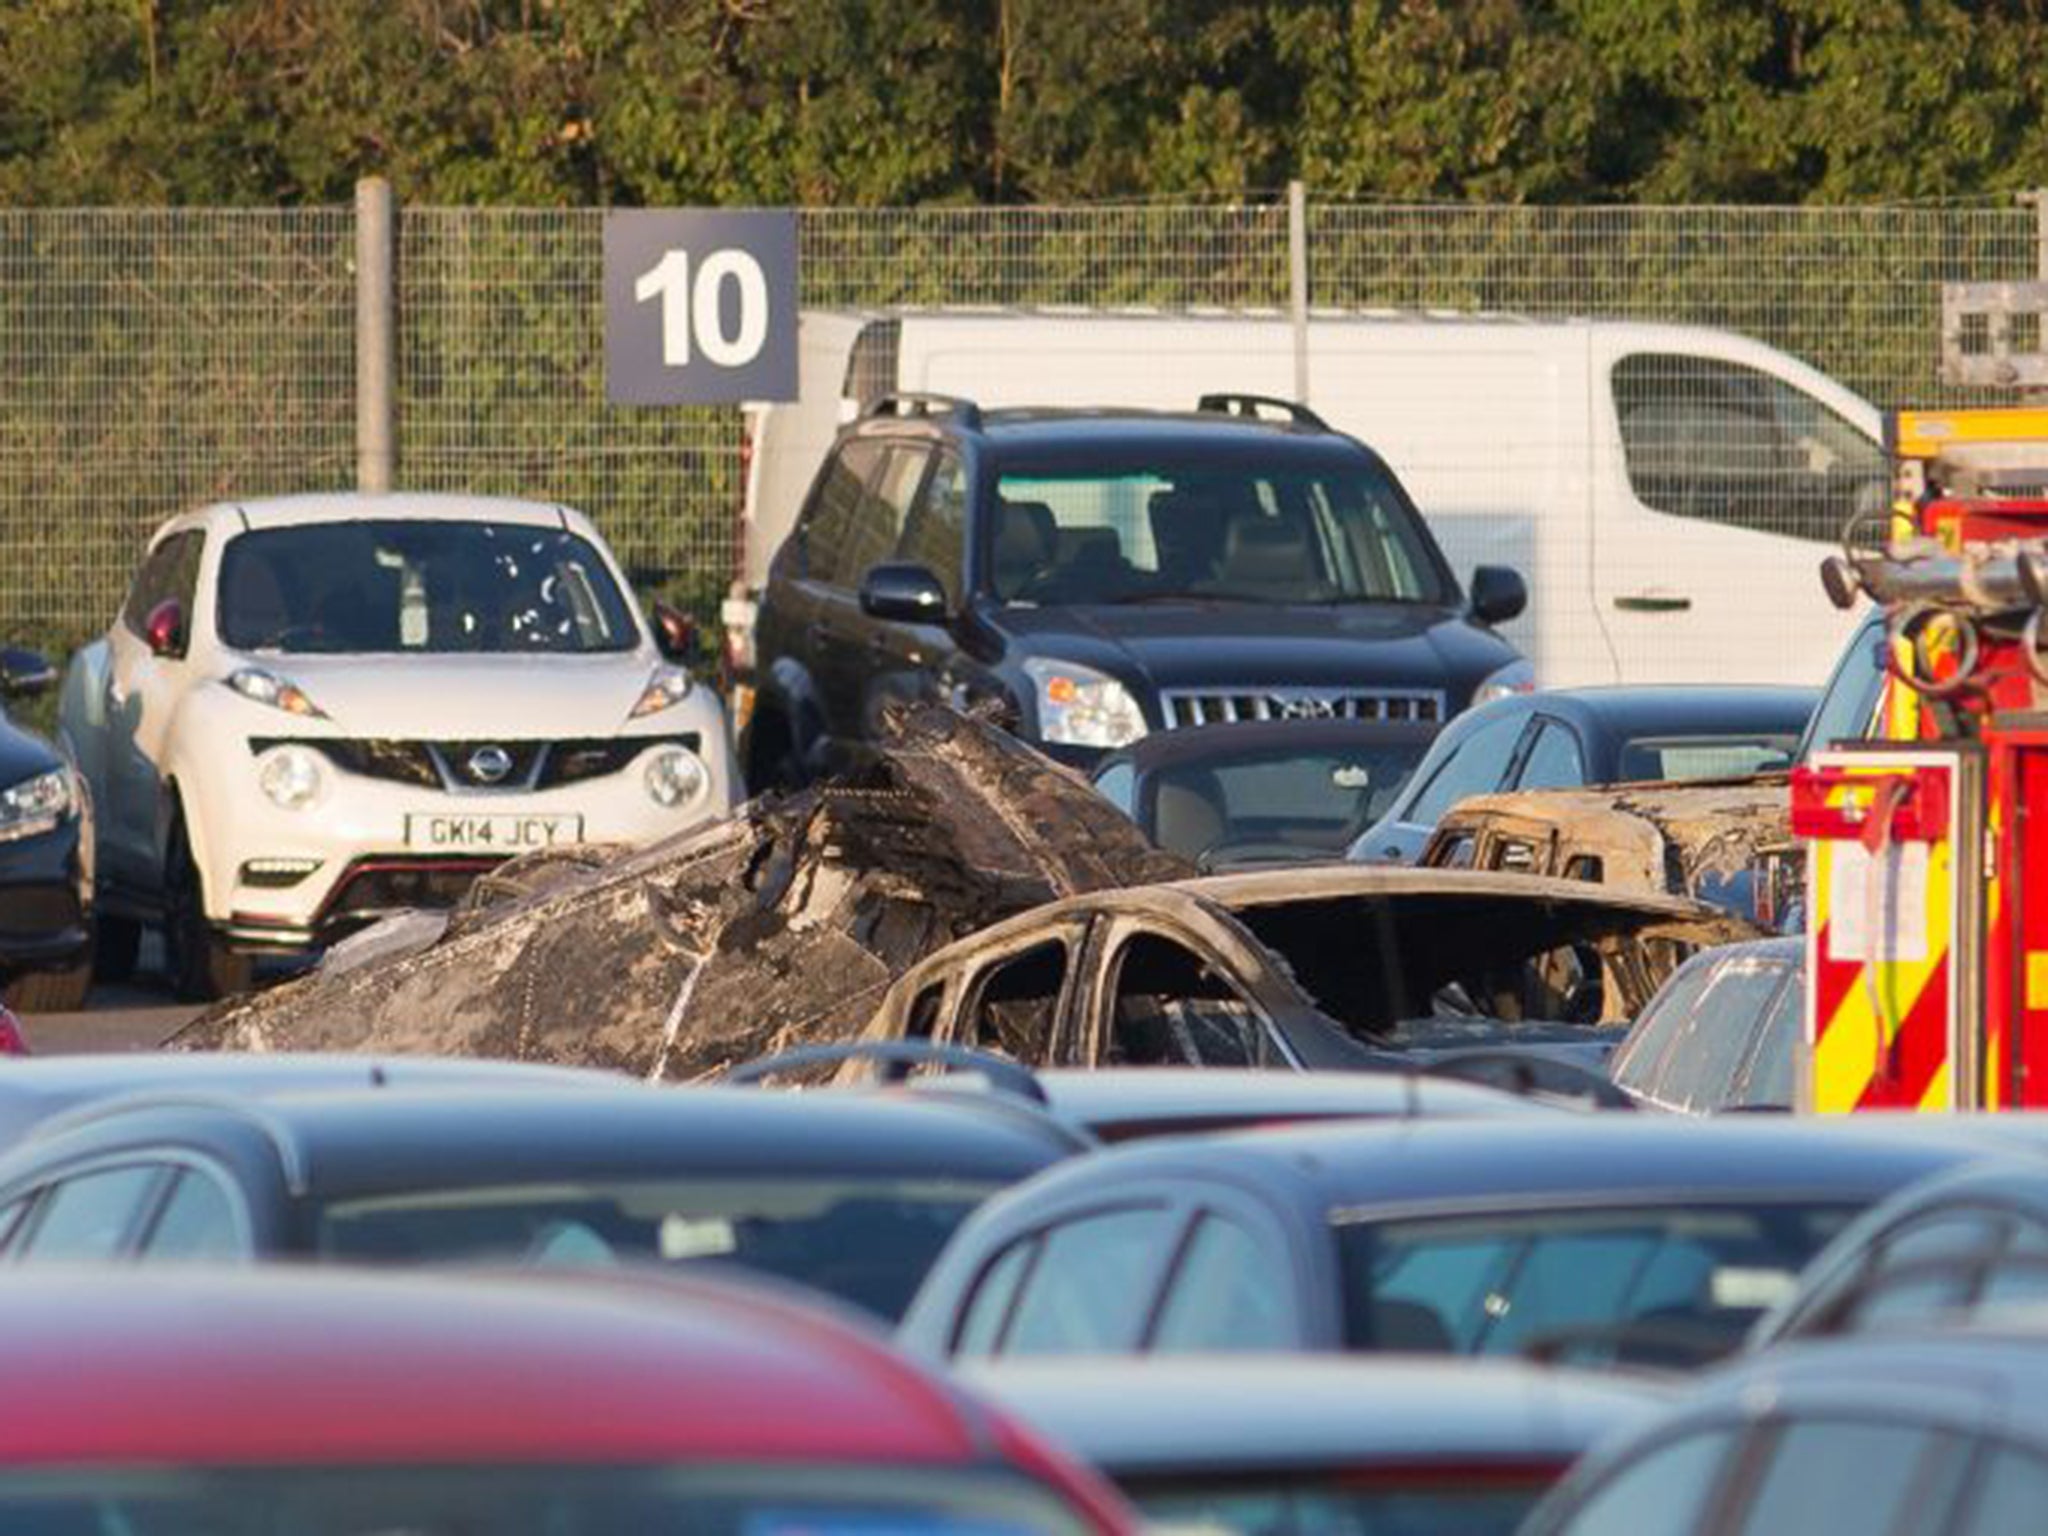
[1288,178,1309,405]
[356,176,397,494]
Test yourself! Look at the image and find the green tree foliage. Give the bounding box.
[5,1,2048,205]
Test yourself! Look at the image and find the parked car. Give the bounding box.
[1090,717,1439,867]
[0,1266,1135,1533]
[1745,1159,2048,1352]
[898,1116,1992,1370]
[966,1356,1663,1535]
[740,393,1529,787]
[0,1082,1080,1321]
[1609,937,1803,1113]
[1521,1324,2048,1536]
[1349,685,1814,866]
[0,647,93,1012]
[0,1050,625,1150]
[734,310,1888,690]
[58,493,737,998]
[850,864,1753,1072]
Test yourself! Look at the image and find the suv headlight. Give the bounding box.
[0,768,73,843]
[1473,660,1536,708]
[1023,658,1148,749]
[227,667,328,719]
[629,664,694,720]
[257,745,323,811]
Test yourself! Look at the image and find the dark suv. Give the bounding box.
[743,394,1530,784]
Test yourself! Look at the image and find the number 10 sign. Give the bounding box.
[604,210,798,405]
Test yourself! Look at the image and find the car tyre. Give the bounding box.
[164,814,253,1001]
[5,960,91,1013]
[93,913,141,984]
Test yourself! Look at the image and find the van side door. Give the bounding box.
[1591,343,1884,687]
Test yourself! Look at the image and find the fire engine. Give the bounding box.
[1791,282,2048,1110]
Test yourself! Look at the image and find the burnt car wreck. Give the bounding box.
[177,708,1189,1078]
[180,709,1753,1079]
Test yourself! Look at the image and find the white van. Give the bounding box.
[732,310,1886,690]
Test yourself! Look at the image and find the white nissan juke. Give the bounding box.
[59,493,739,998]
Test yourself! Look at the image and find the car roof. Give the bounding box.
[13,1083,1076,1199]
[1096,719,1441,776]
[963,1356,1664,1475]
[1514,685,1819,735]
[0,1053,626,1150]
[857,407,1379,458]
[1626,1322,2048,1452]
[196,492,580,533]
[1025,1067,1567,1136]
[0,1266,996,1466]
[994,1115,2008,1218]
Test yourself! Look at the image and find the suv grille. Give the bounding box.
[251,735,700,792]
[1159,688,1444,729]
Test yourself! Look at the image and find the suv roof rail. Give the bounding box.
[721,1040,1047,1104]
[863,392,984,429]
[1196,393,1328,430]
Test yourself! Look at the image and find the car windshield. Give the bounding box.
[1615,733,1799,781]
[217,520,638,654]
[989,462,1448,606]
[1129,1471,1557,1536]
[0,1465,1088,1535]
[1145,740,1433,865]
[316,1175,1005,1322]
[1336,1202,1856,1368]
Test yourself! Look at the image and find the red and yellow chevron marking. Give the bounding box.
[1805,767,1958,1114]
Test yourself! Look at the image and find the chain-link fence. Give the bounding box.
[1,197,2040,673]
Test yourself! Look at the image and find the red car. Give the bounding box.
[0,1266,1136,1534]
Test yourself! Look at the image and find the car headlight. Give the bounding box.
[629,665,694,720]
[1023,658,1148,749]
[1472,659,1537,708]
[0,768,73,843]
[257,745,323,811]
[227,667,327,719]
[644,746,709,808]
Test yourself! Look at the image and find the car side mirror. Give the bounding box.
[144,599,187,660]
[0,648,54,699]
[1469,566,1528,626]
[650,601,696,663]
[860,563,950,623]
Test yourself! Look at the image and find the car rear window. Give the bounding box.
[1335,1202,1856,1367]
[316,1175,1006,1322]
[1615,735,1798,782]
[0,1465,1091,1535]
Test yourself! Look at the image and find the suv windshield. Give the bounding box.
[990,462,1448,607]
[218,520,638,655]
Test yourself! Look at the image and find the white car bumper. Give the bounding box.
[181,719,738,948]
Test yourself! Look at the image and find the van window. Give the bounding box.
[1612,355,1885,543]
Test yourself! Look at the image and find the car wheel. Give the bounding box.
[5,960,91,1013]
[93,913,141,984]
[163,814,254,1001]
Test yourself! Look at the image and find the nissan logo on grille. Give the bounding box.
[467,745,515,785]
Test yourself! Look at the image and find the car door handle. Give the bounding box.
[1613,593,1692,613]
